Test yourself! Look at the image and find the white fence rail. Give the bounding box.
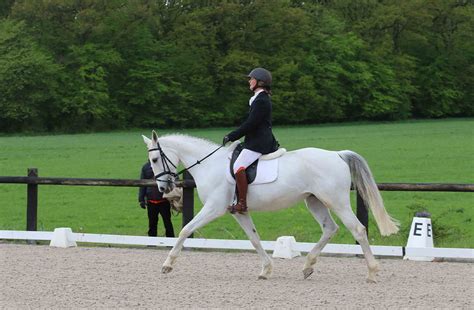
[1,230,472,260]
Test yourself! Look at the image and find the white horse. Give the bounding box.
[142,131,399,282]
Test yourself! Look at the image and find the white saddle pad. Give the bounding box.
[225,142,285,185]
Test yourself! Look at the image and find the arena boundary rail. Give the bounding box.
[0,230,473,260]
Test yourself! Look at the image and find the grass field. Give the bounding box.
[0,119,473,248]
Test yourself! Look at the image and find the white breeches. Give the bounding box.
[233,148,262,173]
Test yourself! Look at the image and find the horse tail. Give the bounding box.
[338,150,399,236]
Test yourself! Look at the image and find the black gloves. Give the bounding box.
[222,135,230,145]
[139,201,146,209]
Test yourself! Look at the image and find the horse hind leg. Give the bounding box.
[232,213,273,279]
[331,205,379,283]
[303,195,339,279]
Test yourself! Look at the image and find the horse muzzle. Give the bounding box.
[156,179,175,194]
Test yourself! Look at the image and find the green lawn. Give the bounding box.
[0,119,473,247]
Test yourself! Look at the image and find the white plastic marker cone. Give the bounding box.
[272,236,301,259]
[404,212,434,261]
[49,227,77,248]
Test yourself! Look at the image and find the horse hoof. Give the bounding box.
[161,266,173,274]
[366,277,377,283]
[258,275,268,280]
[303,268,314,279]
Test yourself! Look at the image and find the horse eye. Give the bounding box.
[152,158,158,163]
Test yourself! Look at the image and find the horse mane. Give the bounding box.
[160,133,219,150]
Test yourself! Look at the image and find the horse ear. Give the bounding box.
[152,130,159,144]
[142,135,151,146]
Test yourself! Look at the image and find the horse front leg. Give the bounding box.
[162,203,226,274]
[232,213,273,279]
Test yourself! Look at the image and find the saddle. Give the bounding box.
[227,142,286,184]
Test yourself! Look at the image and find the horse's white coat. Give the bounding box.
[143,131,399,282]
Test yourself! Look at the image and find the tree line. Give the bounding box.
[0,0,472,132]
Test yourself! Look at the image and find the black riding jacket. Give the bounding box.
[227,91,279,154]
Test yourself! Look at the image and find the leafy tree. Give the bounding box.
[1,0,472,132]
[0,19,61,131]
[61,43,122,129]
[0,0,15,18]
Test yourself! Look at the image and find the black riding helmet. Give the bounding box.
[248,67,272,87]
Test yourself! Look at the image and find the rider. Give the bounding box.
[222,67,279,214]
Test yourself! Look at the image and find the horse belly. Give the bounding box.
[247,185,308,212]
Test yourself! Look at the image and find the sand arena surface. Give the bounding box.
[1,243,472,309]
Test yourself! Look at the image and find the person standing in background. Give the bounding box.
[138,161,175,237]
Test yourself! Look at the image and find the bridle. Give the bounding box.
[148,143,178,184]
[148,140,223,184]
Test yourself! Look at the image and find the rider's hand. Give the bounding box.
[222,135,230,145]
[139,201,146,209]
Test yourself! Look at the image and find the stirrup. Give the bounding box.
[227,201,247,214]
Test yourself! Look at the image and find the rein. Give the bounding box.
[148,142,223,183]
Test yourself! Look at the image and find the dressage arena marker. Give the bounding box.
[49,227,77,248]
[272,236,301,259]
[404,214,435,261]
[1,229,473,260]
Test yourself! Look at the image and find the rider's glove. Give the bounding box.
[222,135,230,145]
[139,201,146,209]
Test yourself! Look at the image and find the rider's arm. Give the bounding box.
[227,99,269,141]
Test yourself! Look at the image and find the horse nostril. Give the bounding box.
[159,187,165,192]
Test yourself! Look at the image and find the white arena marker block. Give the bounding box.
[404,214,434,262]
[50,228,77,248]
[272,236,301,259]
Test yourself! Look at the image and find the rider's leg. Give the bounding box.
[229,149,261,214]
[232,167,248,213]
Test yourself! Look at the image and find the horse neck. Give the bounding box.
[160,135,221,180]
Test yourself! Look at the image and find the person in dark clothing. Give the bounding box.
[222,67,279,214]
[138,161,175,237]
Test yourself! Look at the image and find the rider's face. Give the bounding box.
[248,77,257,91]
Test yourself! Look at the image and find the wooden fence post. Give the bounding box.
[356,192,369,243]
[182,171,195,238]
[26,168,38,244]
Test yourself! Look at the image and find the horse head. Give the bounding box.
[142,130,178,193]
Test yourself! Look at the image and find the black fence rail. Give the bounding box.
[1,168,473,238]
